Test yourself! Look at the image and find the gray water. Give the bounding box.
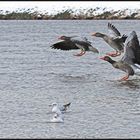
[0,20,140,138]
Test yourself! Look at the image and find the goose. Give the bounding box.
[100,31,140,81]
[91,22,127,57]
[50,36,99,56]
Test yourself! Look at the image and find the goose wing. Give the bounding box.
[72,38,99,53]
[71,39,90,50]
[113,34,128,43]
[50,40,79,50]
[122,31,140,65]
[82,37,92,44]
[108,22,121,38]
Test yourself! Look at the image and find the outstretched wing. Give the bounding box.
[108,22,121,37]
[62,102,71,111]
[130,31,140,64]
[122,31,140,65]
[50,40,79,51]
[71,39,90,50]
[113,34,128,43]
[71,38,99,53]
[82,37,92,44]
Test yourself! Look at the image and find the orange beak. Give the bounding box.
[91,32,96,36]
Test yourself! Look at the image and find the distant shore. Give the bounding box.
[0,7,140,20]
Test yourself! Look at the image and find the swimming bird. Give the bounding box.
[50,112,64,123]
[49,102,71,114]
[100,31,140,81]
[91,22,127,57]
[50,36,99,56]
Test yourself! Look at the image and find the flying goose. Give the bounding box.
[50,36,99,56]
[91,22,127,57]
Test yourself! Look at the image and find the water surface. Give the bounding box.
[0,20,140,138]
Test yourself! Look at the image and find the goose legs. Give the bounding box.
[119,74,129,81]
[74,49,86,56]
[106,51,121,57]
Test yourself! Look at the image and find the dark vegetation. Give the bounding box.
[0,7,140,20]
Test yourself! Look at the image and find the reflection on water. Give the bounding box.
[118,79,140,89]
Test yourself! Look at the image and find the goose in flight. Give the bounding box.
[91,22,127,57]
[50,36,99,56]
[100,31,140,81]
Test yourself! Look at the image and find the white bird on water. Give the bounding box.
[49,102,71,114]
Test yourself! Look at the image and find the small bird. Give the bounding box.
[50,35,99,56]
[49,102,71,114]
[50,112,64,123]
[91,22,127,57]
[100,31,140,81]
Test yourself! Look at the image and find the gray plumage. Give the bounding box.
[92,22,127,56]
[101,56,134,77]
[122,31,140,68]
[100,31,140,80]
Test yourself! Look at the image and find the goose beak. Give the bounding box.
[100,56,105,60]
[91,32,96,36]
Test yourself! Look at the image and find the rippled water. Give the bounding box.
[0,20,140,138]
